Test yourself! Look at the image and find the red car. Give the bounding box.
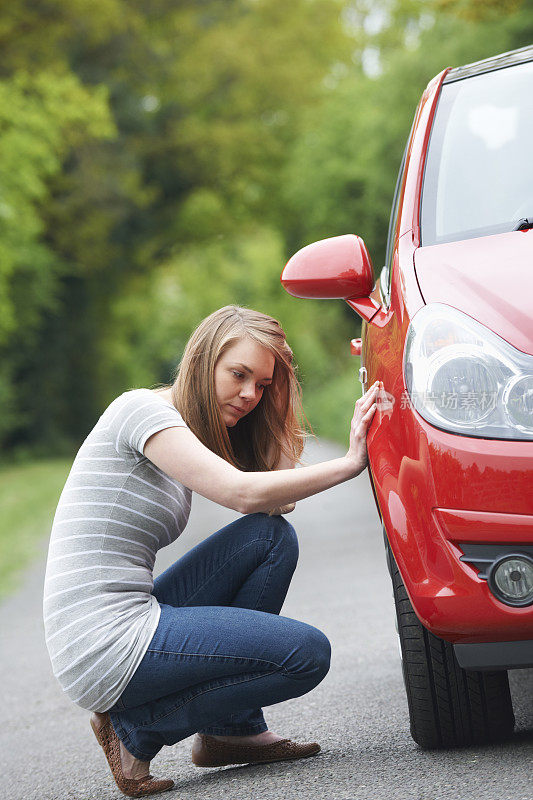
[281,46,533,748]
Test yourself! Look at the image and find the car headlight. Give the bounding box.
[404,304,533,439]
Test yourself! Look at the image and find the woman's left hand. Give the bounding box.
[268,503,296,516]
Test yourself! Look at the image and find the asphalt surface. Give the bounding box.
[1,439,532,800]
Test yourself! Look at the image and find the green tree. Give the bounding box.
[0,70,113,447]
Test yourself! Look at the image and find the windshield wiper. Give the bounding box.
[513,217,533,231]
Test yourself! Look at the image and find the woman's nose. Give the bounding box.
[239,382,256,402]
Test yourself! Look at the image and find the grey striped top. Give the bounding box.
[43,389,191,712]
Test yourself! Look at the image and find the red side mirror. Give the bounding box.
[280,234,374,300]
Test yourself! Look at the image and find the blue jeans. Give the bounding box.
[108,513,331,761]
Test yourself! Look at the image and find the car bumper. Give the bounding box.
[454,639,533,670]
[368,404,533,645]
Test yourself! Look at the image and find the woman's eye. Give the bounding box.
[232,370,244,379]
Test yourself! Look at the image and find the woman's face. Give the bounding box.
[214,337,275,427]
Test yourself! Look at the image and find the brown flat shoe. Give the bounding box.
[90,713,174,797]
[191,733,321,768]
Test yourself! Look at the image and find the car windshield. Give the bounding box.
[421,60,533,246]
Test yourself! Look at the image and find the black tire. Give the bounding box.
[388,542,515,748]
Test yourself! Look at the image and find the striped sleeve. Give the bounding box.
[110,390,188,459]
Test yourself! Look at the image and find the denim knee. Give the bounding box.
[276,517,298,570]
[285,622,331,687]
[250,513,299,571]
[305,625,331,684]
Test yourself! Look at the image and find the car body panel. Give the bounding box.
[415,231,533,355]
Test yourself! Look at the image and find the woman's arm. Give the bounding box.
[144,383,379,515]
[267,442,296,516]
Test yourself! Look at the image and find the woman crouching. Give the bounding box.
[43,305,378,797]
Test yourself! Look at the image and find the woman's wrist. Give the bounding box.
[342,453,364,479]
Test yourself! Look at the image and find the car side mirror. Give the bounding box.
[280,234,380,321]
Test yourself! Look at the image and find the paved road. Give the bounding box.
[1,440,531,800]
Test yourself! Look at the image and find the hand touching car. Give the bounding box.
[346,381,381,474]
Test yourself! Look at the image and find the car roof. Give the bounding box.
[443,44,533,84]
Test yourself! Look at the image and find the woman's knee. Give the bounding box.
[276,516,298,569]
[285,622,331,687]
[251,513,299,569]
[305,625,331,682]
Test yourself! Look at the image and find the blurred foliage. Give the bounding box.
[0,0,531,456]
[105,226,351,394]
[434,0,524,21]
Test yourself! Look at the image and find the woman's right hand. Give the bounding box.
[345,381,381,476]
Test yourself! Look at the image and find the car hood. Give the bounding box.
[414,230,533,356]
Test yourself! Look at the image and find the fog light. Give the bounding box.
[487,554,533,607]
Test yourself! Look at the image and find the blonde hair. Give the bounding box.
[169,306,308,471]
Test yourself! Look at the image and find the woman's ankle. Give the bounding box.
[119,740,150,779]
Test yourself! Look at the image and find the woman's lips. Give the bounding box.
[229,404,246,415]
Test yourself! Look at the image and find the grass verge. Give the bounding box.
[0,458,71,599]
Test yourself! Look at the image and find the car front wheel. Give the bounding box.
[388,541,516,748]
